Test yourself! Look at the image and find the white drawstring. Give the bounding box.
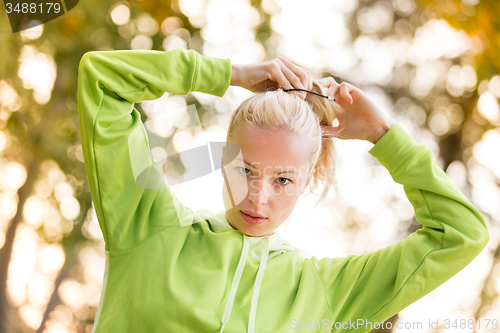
[220,234,249,333]
[206,211,293,333]
[219,235,270,333]
[248,237,269,333]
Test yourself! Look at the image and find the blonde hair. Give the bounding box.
[226,80,340,204]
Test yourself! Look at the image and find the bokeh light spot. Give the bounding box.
[110,4,130,26]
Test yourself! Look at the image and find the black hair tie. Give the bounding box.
[281,88,335,102]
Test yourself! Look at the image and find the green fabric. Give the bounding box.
[77,48,490,333]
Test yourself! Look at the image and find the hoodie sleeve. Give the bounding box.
[310,123,489,333]
[77,49,232,252]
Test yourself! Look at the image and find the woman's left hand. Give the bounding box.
[318,77,395,144]
[230,57,312,99]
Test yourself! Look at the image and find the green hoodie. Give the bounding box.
[77,48,490,333]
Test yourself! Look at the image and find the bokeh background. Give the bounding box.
[0,0,499,332]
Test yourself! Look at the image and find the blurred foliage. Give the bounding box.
[0,0,498,332]
[415,0,500,327]
[416,0,500,81]
[0,1,206,331]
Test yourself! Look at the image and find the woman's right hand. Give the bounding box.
[230,57,312,99]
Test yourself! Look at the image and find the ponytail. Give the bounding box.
[303,80,340,205]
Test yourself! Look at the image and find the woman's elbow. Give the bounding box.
[468,224,490,257]
[79,52,94,73]
[478,227,490,250]
[78,51,105,76]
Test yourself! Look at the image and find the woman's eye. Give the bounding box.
[277,177,291,185]
[237,168,291,186]
[238,167,251,175]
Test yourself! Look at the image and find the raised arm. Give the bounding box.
[77,49,315,252]
[312,79,489,332]
[311,123,489,333]
[77,48,231,252]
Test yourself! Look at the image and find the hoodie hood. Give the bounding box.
[193,209,295,333]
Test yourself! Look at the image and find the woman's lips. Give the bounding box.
[240,211,267,225]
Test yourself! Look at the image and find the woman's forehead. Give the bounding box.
[232,125,300,144]
[230,126,312,172]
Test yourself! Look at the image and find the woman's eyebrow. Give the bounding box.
[236,158,297,175]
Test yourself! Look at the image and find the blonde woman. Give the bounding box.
[77,48,489,333]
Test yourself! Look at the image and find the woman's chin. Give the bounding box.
[240,226,274,237]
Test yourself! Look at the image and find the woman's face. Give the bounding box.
[221,125,314,237]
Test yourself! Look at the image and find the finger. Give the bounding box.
[319,77,340,99]
[278,57,311,91]
[277,63,306,99]
[321,124,342,138]
[340,82,353,104]
[324,77,340,96]
[318,77,338,89]
[268,61,293,91]
[307,70,313,91]
[326,84,339,98]
[276,59,305,91]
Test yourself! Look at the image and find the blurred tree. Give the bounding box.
[0,0,205,331]
[416,0,500,81]
[414,1,500,326]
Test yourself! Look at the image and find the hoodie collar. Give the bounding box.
[194,209,295,333]
[195,209,295,260]
[214,210,295,259]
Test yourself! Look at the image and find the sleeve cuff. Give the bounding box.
[368,123,421,175]
[192,51,232,97]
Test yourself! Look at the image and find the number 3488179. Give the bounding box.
[5,3,62,14]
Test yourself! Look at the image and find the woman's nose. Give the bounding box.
[247,179,270,205]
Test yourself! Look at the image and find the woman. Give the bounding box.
[77,48,489,333]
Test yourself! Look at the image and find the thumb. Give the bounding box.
[321,124,342,138]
